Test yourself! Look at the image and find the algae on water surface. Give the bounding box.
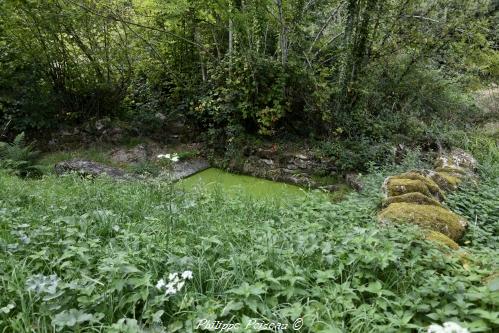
[179,168,327,201]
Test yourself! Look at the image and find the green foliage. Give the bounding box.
[316,138,395,172]
[192,54,325,138]
[121,76,177,135]
[0,163,497,332]
[0,0,135,131]
[438,130,499,177]
[128,160,161,176]
[445,137,499,249]
[177,150,199,160]
[0,60,57,132]
[1,0,496,144]
[0,132,42,178]
[447,177,499,249]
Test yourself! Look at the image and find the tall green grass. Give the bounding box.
[0,159,497,332]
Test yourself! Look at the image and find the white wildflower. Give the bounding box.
[165,287,176,295]
[428,322,469,333]
[182,270,193,280]
[156,279,166,290]
[0,303,15,314]
[176,280,185,291]
[157,270,192,296]
[428,324,444,333]
[157,153,180,163]
[165,284,177,295]
[443,322,470,333]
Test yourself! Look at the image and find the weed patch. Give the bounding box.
[0,167,497,332]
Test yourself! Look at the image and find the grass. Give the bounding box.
[0,139,498,332]
[0,155,498,332]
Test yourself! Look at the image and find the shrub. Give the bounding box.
[316,138,395,172]
[329,60,480,148]
[121,76,177,135]
[191,53,329,141]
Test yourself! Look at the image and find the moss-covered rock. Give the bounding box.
[436,171,462,188]
[378,203,467,240]
[383,174,445,201]
[383,192,443,208]
[390,172,445,199]
[407,169,455,192]
[424,231,471,268]
[429,171,459,191]
[425,233,471,270]
[384,178,432,197]
[435,166,466,176]
[425,230,460,250]
[436,149,477,171]
[408,169,462,191]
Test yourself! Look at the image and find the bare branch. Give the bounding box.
[308,2,345,54]
[404,15,440,23]
[63,0,206,50]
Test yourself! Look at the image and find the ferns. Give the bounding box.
[0,132,42,178]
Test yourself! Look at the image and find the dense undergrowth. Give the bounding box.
[0,1,497,331]
[0,149,497,332]
[1,1,497,155]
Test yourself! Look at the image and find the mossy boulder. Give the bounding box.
[430,172,459,191]
[436,171,462,189]
[410,169,460,191]
[390,172,445,198]
[383,192,443,208]
[436,149,477,171]
[424,231,471,268]
[425,230,460,250]
[435,166,466,176]
[378,203,467,240]
[383,174,445,201]
[410,169,456,191]
[384,178,432,197]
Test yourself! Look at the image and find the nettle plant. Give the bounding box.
[0,155,497,332]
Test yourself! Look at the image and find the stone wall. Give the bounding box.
[378,148,478,249]
[214,147,350,192]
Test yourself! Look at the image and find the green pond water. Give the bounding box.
[179,168,325,201]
